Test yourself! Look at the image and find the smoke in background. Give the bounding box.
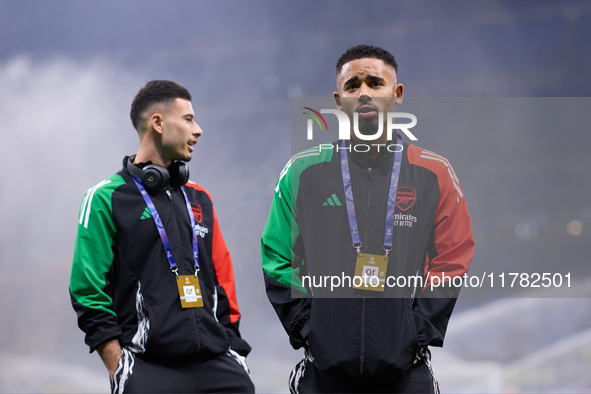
[0,54,295,393]
[1,1,591,392]
[0,57,140,391]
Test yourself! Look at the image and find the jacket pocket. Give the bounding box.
[359,298,418,377]
[111,347,135,394]
[306,298,363,376]
[128,281,151,354]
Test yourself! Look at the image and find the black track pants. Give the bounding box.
[111,348,254,393]
[289,351,439,394]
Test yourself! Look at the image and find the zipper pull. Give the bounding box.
[166,190,172,201]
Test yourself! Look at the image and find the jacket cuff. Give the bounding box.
[289,308,311,349]
[228,335,252,357]
[86,325,122,353]
[299,322,310,343]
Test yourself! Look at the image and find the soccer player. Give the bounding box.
[262,45,474,393]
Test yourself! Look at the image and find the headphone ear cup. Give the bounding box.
[142,164,170,190]
[169,161,189,187]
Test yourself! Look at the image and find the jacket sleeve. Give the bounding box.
[208,204,252,356]
[184,181,252,356]
[261,161,311,350]
[211,209,251,356]
[413,157,475,348]
[69,179,122,353]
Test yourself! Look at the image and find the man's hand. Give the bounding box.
[97,339,122,381]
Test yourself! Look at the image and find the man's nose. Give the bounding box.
[193,123,203,137]
[358,83,372,98]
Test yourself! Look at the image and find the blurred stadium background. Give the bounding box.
[1,1,590,392]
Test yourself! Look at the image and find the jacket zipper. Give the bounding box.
[166,188,200,351]
[360,166,373,375]
[360,297,366,375]
[166,189,185,266]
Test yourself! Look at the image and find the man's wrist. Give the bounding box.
[97,339,122,379]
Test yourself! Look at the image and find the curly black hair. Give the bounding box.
[336,44,398,76]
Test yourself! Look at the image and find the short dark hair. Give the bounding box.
[130,80,192,131]
[336,44,398,76]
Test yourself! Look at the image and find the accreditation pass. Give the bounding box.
[353,253,388,292]
[177,275,204,308]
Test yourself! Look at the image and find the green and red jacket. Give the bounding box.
[70,157,250,358]
[261,139,474,378]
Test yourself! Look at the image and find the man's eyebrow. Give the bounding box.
[365,74,386,83]
[343,75,359,87]
[343,74,386,87]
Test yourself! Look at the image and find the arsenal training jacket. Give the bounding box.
[261,139,474,378]
[70,157,250,359]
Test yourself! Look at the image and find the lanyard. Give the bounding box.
[339,134,403,256]
[132,177,200,276]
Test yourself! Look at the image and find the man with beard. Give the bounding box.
[261,45,474,393]
[70,80,254,393]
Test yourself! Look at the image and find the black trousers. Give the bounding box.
[289,352,439,394]
[112,348,254,393]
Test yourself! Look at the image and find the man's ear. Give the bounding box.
[150,113,164,134]
[394,84,404,105]
[333,92,343,110]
